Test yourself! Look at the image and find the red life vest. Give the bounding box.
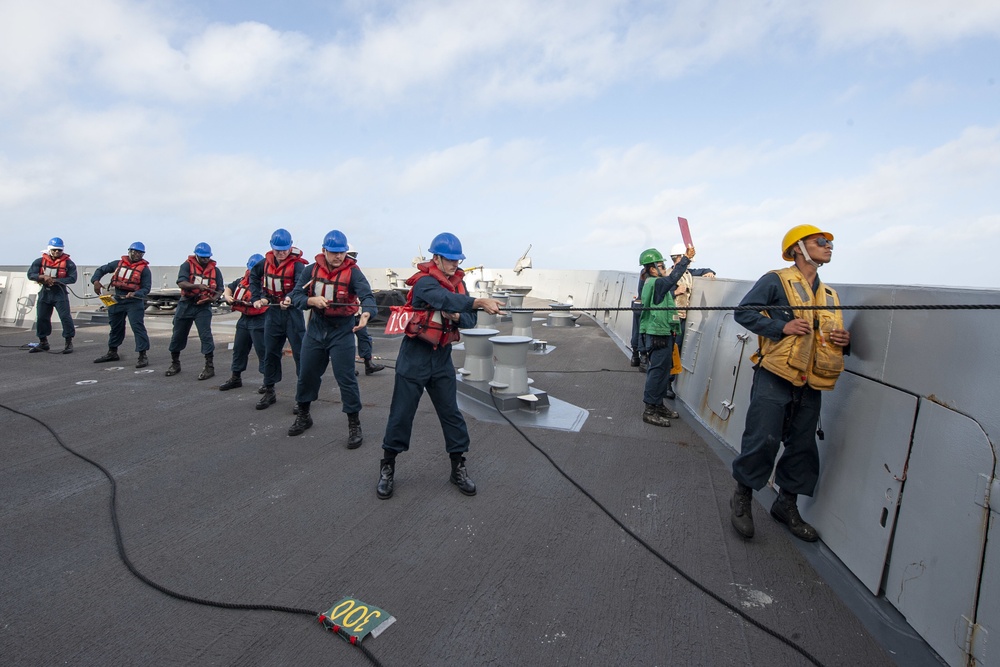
[263,248,307,299]
[110,256,149,292]
[403,262,468,349]
[232,270,268,316]
[181,256,218,299]
[40,253,71,279]
[309,255,359,317]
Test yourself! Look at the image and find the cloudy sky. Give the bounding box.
[1,0,998,288]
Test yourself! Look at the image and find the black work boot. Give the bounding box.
[665,378,676,400]
[642,403,671,427]
[256,386,276,409]
[94,347,120,363]
[62,338,74,354]
[29,337,49,353]
[198,354,215,381]
[165,353,181,376]
[450,455,477,496]
[655,404,679,419]
[630,351,640,367]
[219,373,242,391]
[364,357,385,375]
[257,384,267,394]
[730,483,755,539]
[136,351,148,368]
[770,490,818,542]
[347,412,363,449]
[638,352,648,373]
[376,458,395,499]
[288,403,313,436]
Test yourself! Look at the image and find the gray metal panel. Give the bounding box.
[883,399,995,667]
[674,279,759,451]
[1,274,35,326]
[838,284,1000,451]
[975,502,998,666]
[798,373,917,594]
[680,282,710,372]
[826,284,894,382]
[705,313,749,423]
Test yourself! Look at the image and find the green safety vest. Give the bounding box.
[639,277,680,336]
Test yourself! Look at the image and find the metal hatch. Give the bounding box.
[705,313,751,421]
[881,399,996,667]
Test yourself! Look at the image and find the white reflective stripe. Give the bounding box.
[320,283,336,300]
[43,267,58,277]
[266,276,282,292]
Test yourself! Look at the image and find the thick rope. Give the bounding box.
[0,402,384,667]
[487,390,827,667]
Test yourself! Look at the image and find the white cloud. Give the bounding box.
[397,139,493,193]
[0,157,46,207]
[812,0,1000,47]
[902,76,956,105]
[0,0,311,104]
[3,0,1000,109]
[569,122,1000,284]
[181,22,311,100]
[580,133,830,196]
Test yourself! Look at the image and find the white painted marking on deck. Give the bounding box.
[733,583,775,609]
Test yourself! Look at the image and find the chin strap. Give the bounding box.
[796,240,825,268]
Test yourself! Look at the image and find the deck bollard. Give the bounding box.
[488,335,533,395]
[457,329,499,382]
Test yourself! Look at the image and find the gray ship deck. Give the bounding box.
[1,301,910,666]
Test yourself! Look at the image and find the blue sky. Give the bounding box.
[1,0,998,288]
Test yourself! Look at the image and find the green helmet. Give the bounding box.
[639,248,664,266]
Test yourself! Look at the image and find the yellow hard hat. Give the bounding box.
[782,224,834,260]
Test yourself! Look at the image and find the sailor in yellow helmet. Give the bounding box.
[729,224,851,543]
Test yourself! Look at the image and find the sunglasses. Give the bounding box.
[812,237,833,249]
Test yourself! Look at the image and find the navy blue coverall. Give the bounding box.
[355,322,375,360]
[629,269,648,358]
[290,264,376,412]
[168,263,223,357]
[640,256,689,407]
[226,277,266,376]
[381,276,478,456]
[731,271,846,496]
[27,256,77,340]
[92,260,151,352]
[249,260,307,391]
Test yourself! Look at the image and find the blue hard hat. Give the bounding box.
[194,242,212,258]
[247,253,265,270]
[47,237,65,250]
[270,228,292,251]
[128,241,146,253]
[428,232,465,261]
[323,230,349,253]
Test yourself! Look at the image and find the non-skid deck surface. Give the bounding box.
[1,303,894,666]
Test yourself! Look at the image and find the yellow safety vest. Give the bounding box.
[751,266,845,390]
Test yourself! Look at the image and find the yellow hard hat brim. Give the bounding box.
[782,228,834,260]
